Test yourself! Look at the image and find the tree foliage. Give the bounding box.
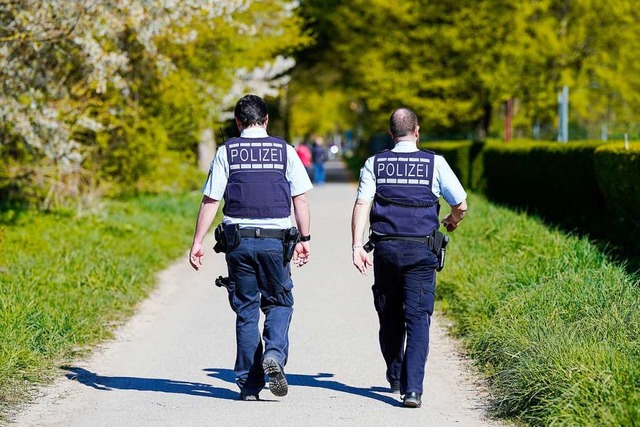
[0,0,308,208]
[292,0,640,140]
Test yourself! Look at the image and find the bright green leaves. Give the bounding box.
[292,0,640,140]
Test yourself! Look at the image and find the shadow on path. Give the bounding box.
[62,367,237,400]
[62,366,400,406]
[204,367,400,406]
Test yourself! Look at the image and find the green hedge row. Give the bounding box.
[419,139,640,254]
[482,140,607,232]
[594,143,640,254]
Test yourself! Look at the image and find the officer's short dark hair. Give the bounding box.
[235,94,268,128]
[389,108,418,139]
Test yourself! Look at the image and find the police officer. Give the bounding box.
[350,108,467,408]
[189,94,312,401]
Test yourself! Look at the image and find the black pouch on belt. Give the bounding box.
[213,223,240,253]
[213,223,227,253]
[224,224,241,251]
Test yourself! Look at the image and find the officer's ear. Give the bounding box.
[414,125,420,139]
[263,115,269,128]
[235,117,244,131]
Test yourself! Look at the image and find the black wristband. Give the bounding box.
[300,234,311,242]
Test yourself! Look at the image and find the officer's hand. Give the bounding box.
[189,242,205,271]
[441,214,460,232]
[352,247,372,275]
[293,242,310,267]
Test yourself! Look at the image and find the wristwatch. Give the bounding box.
[300,234,311,242]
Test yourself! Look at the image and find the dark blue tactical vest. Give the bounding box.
[223,136,291,219]
[370,149,440,236]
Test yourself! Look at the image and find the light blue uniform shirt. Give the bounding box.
[202,127,313,229]
[356,140,467,206]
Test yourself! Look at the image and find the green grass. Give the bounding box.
[2,188,639,425]
[0,192,201,413]
[438,193,640,426]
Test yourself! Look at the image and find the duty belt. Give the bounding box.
[370,233,436,251]
[239,228,287,240]
[365,231,449,271]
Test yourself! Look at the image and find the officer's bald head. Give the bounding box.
[389,108,418,140]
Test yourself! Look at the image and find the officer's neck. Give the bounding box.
[394,138,417,146]
[240,126,269,139]
[238,124,267,132]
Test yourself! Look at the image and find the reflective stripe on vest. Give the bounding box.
[370,149,440,236]
[223,136,291,219]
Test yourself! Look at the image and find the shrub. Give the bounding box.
[482,140,606,233]
[594,143,640,254]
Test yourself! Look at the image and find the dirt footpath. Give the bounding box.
[11,160,501,427]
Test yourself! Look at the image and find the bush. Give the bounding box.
[482,140,606,233]
[594,143,640,254]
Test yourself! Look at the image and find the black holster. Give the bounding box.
[283,227,300,265]
[213,223,241,253]
[433,230,449,272]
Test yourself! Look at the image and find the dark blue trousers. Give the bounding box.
[372,239,438,395]
[225,237,293,395]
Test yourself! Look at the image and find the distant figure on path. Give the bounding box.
[295,142,312,178]
[189,94,312,401]
[350,108,467,408]
[311,138,327,184]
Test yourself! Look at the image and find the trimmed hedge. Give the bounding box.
[482,141,607,232]
[594,143,640,254]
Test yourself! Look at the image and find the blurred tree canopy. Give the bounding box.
[0,0,308,208]
[290,0,640,140]
[3,0,639,208]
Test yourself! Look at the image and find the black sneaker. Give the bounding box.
[389,380,401,394]
[262,357,288,397]
[239,393,259,401]
[403,392,422,408]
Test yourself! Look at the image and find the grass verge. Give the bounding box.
[0,192,200,416]
[438,193,640,426]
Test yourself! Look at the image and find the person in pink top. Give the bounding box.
[295,142,312,177]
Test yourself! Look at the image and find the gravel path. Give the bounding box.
[11,160,501,427]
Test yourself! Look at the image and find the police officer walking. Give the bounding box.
[189,94,312,401]
[350,108,467,408]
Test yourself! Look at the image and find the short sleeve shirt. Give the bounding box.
[202,127,313,228]
[356,140,467,206]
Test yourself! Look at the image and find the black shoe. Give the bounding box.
[262,357,288,397]
[403,392,422,408]
[239,393,259,401]
[389,380,401,394]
